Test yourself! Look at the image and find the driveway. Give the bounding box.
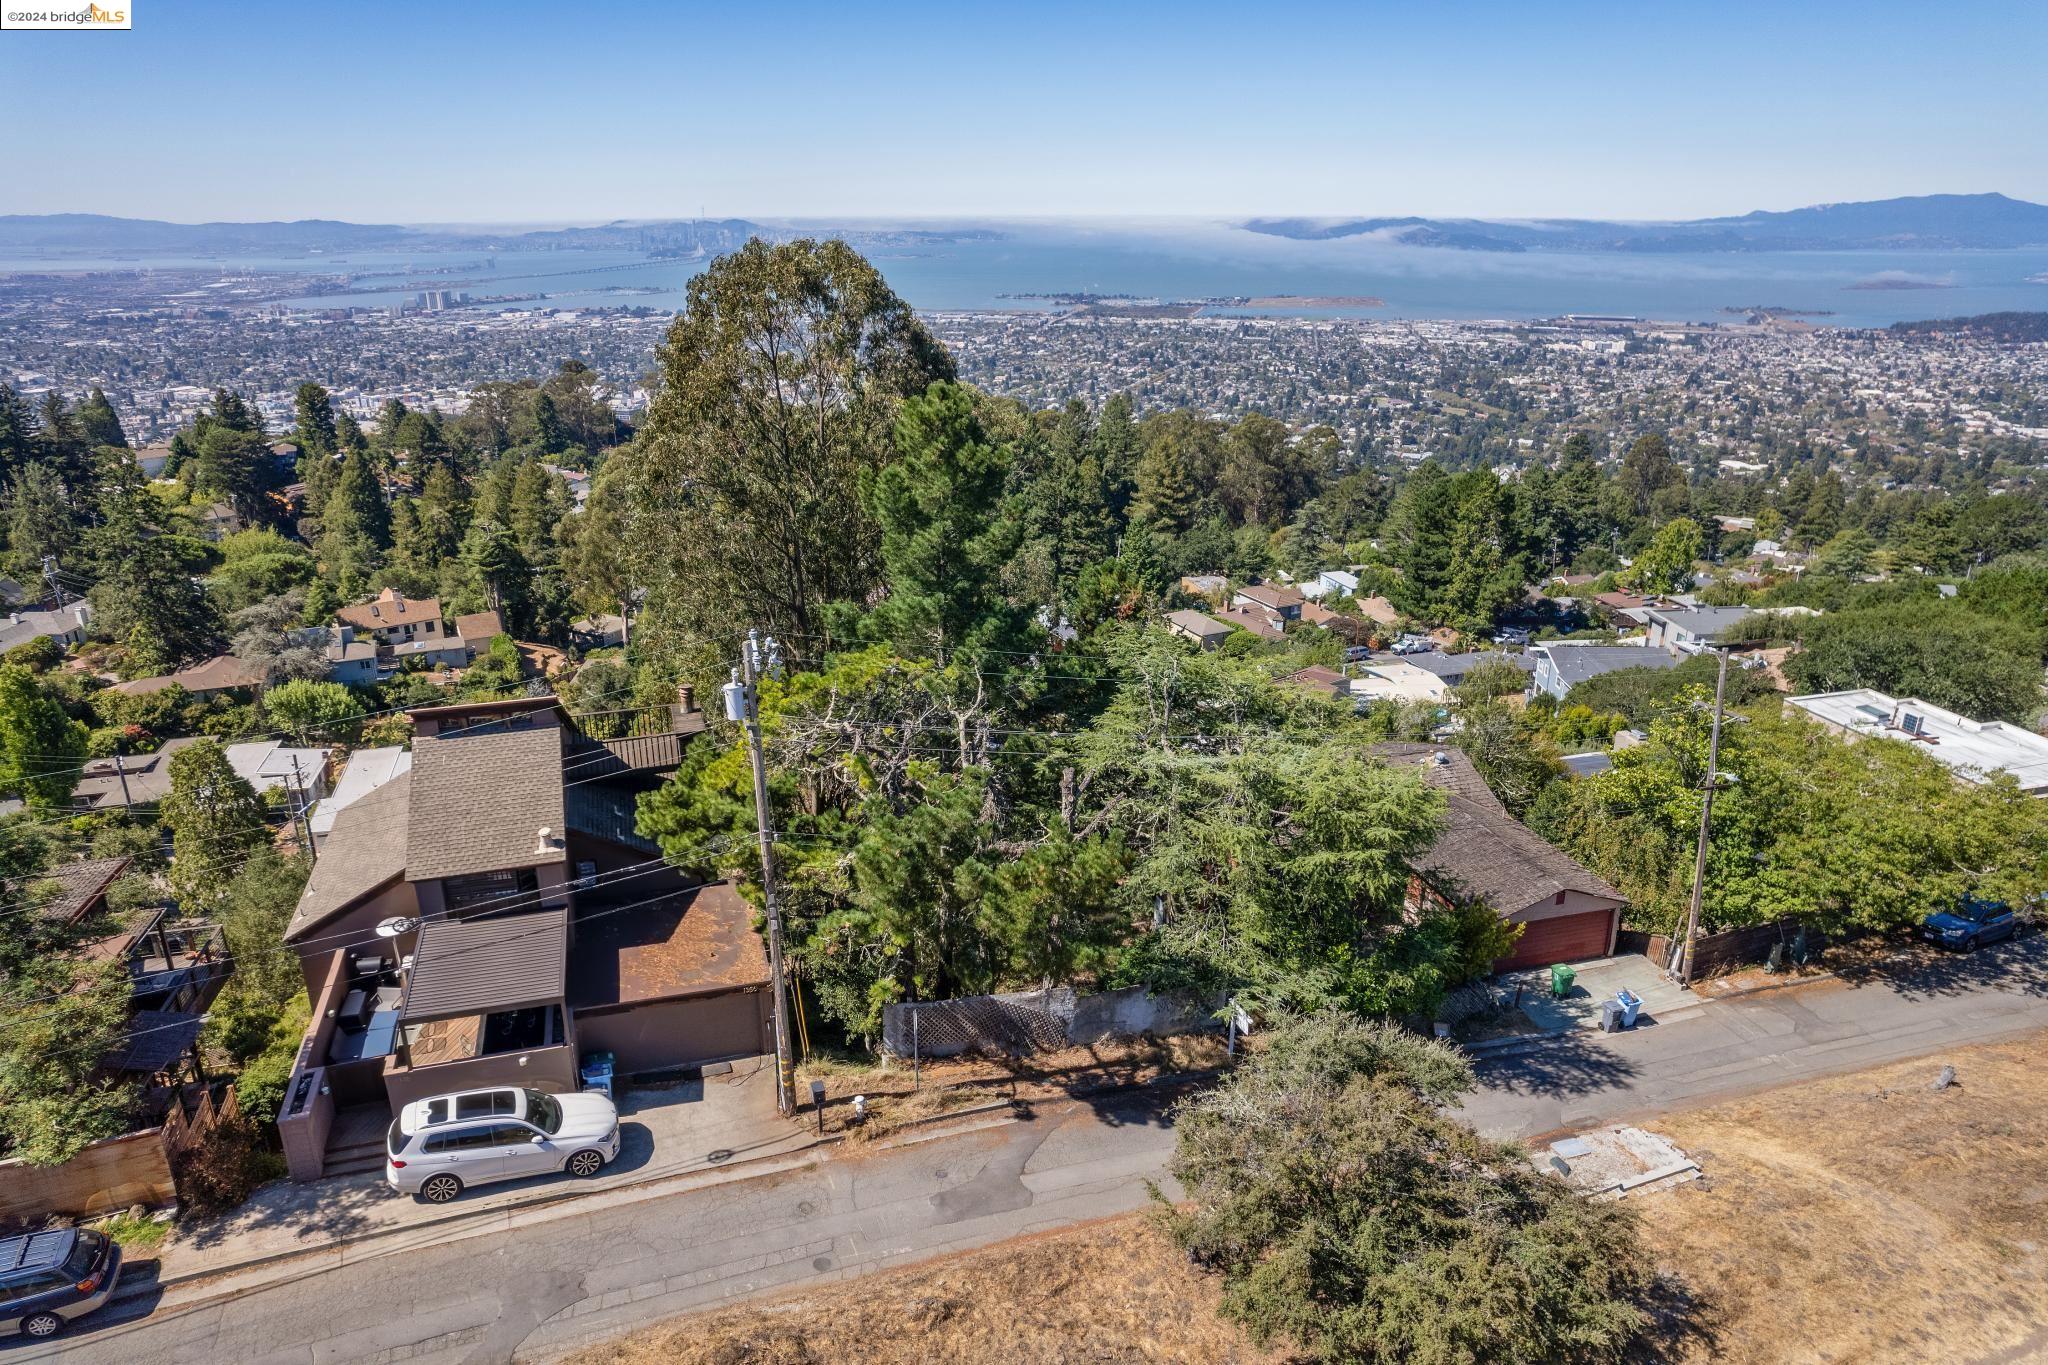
[150,1056,807,1285]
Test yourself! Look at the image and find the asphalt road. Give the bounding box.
[18,937,2045,1365]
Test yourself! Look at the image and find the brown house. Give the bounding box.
[337,588,447,650]
[1374,743,1624,972]
[275,690,769,1181]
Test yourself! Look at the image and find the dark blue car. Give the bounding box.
[1921,896,2018,951]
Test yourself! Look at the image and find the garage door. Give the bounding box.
[1495,910,1614,972]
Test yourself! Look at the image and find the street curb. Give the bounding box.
[112,1066,1222,1312]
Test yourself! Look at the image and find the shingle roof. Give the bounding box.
[1165,608,1230,638]
[337,589,443,630]
[110,654,269,697]
[1538,644,1681,691]
[1237,583,1305,610]
[452,609,505,643]
[401,908,567,1022]
[33,855,132,928]
[105,1008,206,1074]
[71,736,203,809]
[406,727,566,881]
[1373,742,1621,913]
[288,771,411,940]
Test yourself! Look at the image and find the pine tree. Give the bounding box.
[74,387,127,450]
[293,382,338,459]
[1130,433,1201,535]
[863,381,1034,665]
[320,448,391,591]
[4,466,76,584]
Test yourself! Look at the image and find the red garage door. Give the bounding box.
[1495,910,1615,972]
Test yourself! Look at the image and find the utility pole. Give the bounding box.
[113,739,133,813]
[41,555,64,609]
[727,630,794,1115]
[288,754,317,862]
[1672,646,1729,986]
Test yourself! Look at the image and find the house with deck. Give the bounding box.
[274,690,773,1181]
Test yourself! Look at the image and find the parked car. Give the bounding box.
[1920,895,2018,951]
[0,1228,121,1339]
[1392,634,1433,655]
[385,1085,621,1204]
[1492,627,1532,646]
[1344,644,1373,662]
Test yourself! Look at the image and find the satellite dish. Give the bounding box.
[375,916,421,939]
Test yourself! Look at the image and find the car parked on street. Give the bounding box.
[1921,895,2019,951]
[0,1228,121,1340]
[385,1085,621,1204]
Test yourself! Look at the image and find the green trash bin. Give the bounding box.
[1549,963,1576,998]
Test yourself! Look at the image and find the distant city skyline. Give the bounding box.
[1,0,2043,223]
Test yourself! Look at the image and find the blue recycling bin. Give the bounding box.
[1615,988,1643,1029]
[580,1049,616,1098]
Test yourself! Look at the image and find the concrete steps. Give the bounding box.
[324,1137,387,1179]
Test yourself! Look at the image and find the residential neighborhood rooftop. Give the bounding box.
[1787,689,2048,794]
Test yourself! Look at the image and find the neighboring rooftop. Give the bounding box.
[111,654,268,697]
[1164,608,1230,639]
[337,587,443,631]
[1786,689,2048,795]
[1534,643,1681,691]
[1374,742,1622,908]
[309,745,412,841]
[32,855,132,928]
[453,609,505,643]
[72,736,202,810]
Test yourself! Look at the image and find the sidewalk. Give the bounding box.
[143,1055,812,1292]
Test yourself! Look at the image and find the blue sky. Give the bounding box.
[1,0,2042,223]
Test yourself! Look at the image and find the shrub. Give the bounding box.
[1159,1011,1652,1363]
[170,1111,283,1215]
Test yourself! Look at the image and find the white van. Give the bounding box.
[385,1085,620,1204]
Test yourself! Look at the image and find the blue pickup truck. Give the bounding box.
[1920,896,2019,951]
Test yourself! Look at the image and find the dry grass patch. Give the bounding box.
[1636,1034,2048,1363]
[562,1215,1280,1365]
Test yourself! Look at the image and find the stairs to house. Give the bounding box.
[323,1135,388,1179]
[320,1102,394,1179]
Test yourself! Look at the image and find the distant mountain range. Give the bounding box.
[5,194,2047,259]
[1241,194,2048,252]
[0,214,771,257]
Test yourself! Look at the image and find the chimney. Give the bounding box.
[677,682,696,713]
[534,826,555,856]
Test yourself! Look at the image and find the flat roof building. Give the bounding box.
[1787,689,2048,795]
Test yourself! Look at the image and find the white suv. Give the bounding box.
[385,1085,620,1204]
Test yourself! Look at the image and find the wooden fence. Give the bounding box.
[1615,919,1818,979]
[0,1083,238,1226]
